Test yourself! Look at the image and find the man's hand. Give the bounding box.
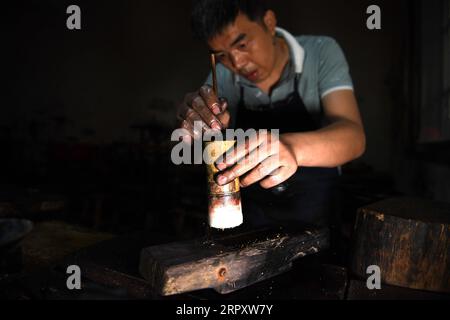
[177,85,230,143]
[214,131,299,189]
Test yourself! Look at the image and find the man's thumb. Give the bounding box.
[219,98,228,113]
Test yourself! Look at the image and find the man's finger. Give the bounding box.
[216,110,230,129]
[190,95,222,131]
[182,118,205,141]
[199,85,222,115]
[176,101,190,122]
[182,134,193,145]
[215,146,271,185]
[185,108,210,133]
[218,97,228,113]
[239,155,281,187]
[217,132,270,170]
[259,167,296,189]
[180,120,196,143]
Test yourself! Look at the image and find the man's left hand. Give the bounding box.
[215,131,298,189]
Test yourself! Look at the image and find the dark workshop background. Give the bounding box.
[3,0,450,236]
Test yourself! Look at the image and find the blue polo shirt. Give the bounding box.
[205,27,354,128]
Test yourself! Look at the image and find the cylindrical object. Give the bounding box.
[204,140,243,229]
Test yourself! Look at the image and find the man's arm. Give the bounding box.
[215,89,366,189]
[281,89,366,168]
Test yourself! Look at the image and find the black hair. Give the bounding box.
[191,0,269,42]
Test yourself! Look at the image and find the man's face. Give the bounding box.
[208,11,278,84]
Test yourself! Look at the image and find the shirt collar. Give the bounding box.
[275,27,305,74]
[234,27,305,85]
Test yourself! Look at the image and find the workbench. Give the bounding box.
[1,221,449,300]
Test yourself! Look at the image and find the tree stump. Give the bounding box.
[351,197,450,293]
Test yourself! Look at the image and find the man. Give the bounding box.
[177,0,365,228]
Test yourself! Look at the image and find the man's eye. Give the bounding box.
[239,43,247,49]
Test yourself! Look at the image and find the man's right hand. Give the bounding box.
[177,85,230,144]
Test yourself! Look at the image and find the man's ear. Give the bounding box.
[263,10,277,36]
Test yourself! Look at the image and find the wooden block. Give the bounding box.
[139,227,329,296]
[351,197,450,293]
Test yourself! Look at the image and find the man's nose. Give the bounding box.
[230,51,246,70]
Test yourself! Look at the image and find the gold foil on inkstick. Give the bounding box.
[204,140,243,229]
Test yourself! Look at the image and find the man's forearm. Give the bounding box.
[281,119,366,168]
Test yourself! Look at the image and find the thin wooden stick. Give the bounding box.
[210,53,218,95]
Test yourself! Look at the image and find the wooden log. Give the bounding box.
[139,227,329,296]
[351,197,450,293]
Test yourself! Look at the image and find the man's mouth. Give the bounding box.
[243,70,259,82]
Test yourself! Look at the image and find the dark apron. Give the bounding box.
[236,75,339,228]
